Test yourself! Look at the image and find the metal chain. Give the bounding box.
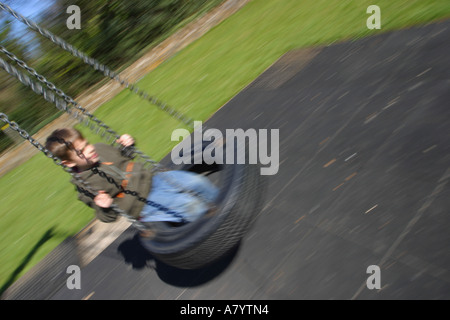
[0,112,193,228]
[47,136,189,223]
[0,1,195,129]
[0,1,218,206]
[89,166,188,223]
[0,112,149,227]
[0,48,160,170]
[0,48,214,207]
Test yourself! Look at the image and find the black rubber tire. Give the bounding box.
[139,140,263,269]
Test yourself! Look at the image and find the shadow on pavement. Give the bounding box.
[117,232,240,287]
[0,227,55,296]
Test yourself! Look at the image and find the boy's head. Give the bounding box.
[46,128,99,170]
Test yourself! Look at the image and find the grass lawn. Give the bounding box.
[1,0,449,294]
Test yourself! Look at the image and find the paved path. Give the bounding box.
[5,19,450,301]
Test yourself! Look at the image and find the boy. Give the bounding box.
[45,128,218,226]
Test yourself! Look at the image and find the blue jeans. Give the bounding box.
[139,170,219,223]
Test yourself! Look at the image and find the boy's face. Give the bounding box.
[63,138,99,170]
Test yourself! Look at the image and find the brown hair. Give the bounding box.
[45,128,84,160]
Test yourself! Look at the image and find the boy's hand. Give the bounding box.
[117,134,135,147]
[94,190,114,208]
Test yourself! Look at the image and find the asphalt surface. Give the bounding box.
[7,20,450,300]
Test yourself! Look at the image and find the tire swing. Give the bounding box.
[0,3,263,269]
[140,140,264,269]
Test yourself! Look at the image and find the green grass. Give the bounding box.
[1,0,449,295]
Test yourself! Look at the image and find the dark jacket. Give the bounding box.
[71,143,153,223]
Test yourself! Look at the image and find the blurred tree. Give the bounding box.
[1,16,59,152]
[35,0,224,90]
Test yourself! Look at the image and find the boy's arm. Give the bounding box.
[76,186,118,223]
